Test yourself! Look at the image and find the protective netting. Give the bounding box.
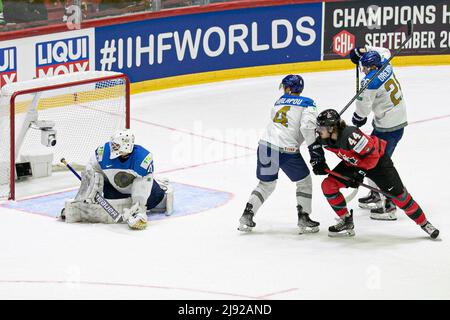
[0,71,129,200]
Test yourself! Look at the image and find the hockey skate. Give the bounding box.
[297,205,319,234]
[370,199,397,221]
[58,208,66,221]
[328,210,355,237]
[238,203,256,232]
[358,191,382,210]
[421,221,440,239]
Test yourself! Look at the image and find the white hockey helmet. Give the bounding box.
[110,129,135,159]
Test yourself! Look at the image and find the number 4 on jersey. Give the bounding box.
[273,106,291,127]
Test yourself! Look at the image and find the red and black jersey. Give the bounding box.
[321,126,386,170]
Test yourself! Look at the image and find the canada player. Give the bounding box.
[312,109,439,239]
[238,75,325,234]
[349,47,407,220]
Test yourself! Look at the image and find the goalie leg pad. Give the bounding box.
[74,169,104,202]
[64,198,132,224]
[149,178,174,216]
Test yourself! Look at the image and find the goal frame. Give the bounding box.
[6,73,130,200]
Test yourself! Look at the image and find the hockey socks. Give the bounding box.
[390,189,426,225]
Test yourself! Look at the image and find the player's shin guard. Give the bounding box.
[321,177,348,218]
[247,180,277,214]
[390,189,426,225]
[296,175,312,214]
[239,180,276,232]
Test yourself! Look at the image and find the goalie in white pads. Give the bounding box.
[62,129,173,230]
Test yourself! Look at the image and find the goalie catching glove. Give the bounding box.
[122,202,148,230]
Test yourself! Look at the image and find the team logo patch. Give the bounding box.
[114,172,136,188]
[141,154,153,170]
[97,146,104,162]
[353,135,368,154]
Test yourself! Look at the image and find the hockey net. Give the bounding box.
[0,71,130,200]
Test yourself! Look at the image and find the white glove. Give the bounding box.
[123,202,148,230]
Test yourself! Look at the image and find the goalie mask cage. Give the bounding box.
[0,71,130,200]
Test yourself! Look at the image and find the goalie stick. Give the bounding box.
[339,20,414,116]
[60,158,122,222]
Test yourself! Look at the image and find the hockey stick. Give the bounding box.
[356,64,360,93]
[325,169,396,199]
[343,65,361,203]
[339,20,414,116]
[60,158,122,222]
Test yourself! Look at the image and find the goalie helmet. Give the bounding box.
[110,129,135,159]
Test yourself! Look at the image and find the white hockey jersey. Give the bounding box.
[260,94,318,151]
[356,46,408,132]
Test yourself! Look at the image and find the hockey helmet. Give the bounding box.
[110,129,135,159]
[317,109,341,128]
[279,74,304,94]
[360,51,382,69]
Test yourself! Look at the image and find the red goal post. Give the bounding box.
[0,71,130,200]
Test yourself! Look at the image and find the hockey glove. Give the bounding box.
[347,170,366,188]
[352,112,367,127]
[308,141,329,175]
[311,161,330,176]
[349,47,366,65]
[123,202,148,230]
[308,141,325,163]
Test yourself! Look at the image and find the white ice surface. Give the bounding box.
[1,65,450,299]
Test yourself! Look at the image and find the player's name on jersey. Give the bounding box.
[275,97,305,106]
[377,64,393,82]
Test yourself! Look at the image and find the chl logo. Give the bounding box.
[0,47,17,89]
[35,36,89,78]
[332,30,355,58]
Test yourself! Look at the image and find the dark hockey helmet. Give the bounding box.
[360,51,382,68]
[317,109,341,128]
[279,74,304,94]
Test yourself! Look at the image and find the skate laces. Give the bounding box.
[335,218,346,228]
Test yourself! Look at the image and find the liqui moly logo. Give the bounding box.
[35,36,89,77]
[0,47,17,88]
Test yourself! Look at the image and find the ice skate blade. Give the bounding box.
[430,229,439,240]
[238,225,253,232]
[370,212,397,221]
[298,226,319,234]
[359,202,382,210]
[328,229,355,237]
